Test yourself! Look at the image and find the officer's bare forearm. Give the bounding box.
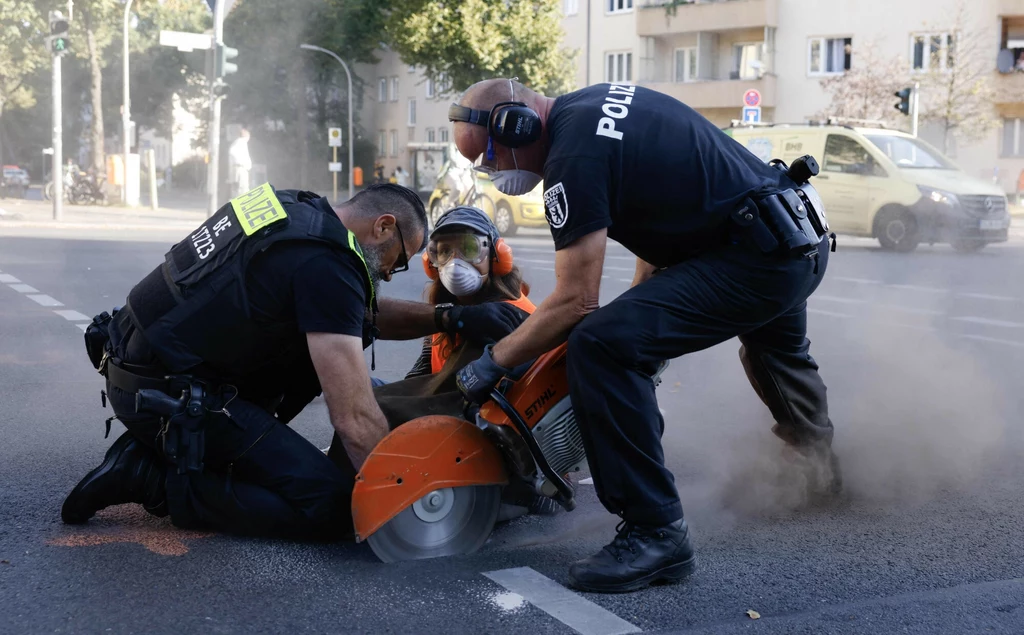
[631,257,657,288]
[373,297,438,340]
[329,393,389,470]
[491,229,607,369]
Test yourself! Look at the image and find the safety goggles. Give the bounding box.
[427,232,490,267]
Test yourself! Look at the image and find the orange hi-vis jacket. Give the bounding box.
[429,294,536,374]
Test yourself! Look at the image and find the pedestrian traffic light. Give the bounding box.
[894,87,912,116]
[49,11,70,56]
[216,43,239,77]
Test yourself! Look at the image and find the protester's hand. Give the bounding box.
[447,303,529,346]
[456,345,511,406]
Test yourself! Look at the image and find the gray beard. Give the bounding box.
[361,243,385,297]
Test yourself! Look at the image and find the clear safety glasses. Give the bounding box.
[427,233,490,267]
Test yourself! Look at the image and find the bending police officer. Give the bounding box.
[449,80,838,592]
[63,183,528,539]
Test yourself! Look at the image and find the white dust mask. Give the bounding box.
[490,147,541,196]
[439,258,485,297]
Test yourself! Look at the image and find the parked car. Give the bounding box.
[427,158,547,236]
[725,123,1011,252]
[1,165,29,199]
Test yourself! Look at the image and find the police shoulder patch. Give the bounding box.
[543,182,568,229]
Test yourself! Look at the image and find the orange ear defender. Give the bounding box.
[492,238,514,277]
[422,250,439,280]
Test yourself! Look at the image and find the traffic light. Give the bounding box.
[216,43,239,77]
[49,11,70,56]
[894,87,912,116]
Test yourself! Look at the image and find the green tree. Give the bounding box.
[0,0,47,165]
[375,0,577,96]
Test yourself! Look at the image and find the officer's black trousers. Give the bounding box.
[107,385,352,540]
[566,237,832,527]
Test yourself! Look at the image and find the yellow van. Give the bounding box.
[724,123,1011,252]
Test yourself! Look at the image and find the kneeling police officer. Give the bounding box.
[63,183,528,539]
[450,79,838,592]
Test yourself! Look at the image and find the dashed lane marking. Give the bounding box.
[77,324,88,332]
[0,273,22,283]
[27,294,64,307]
[579,477,594,485]
[9,283,39,293]
[951,316,1024,328]
[483,567,641,635]
[832,276,881,285]
[812,295,867,305]
[54,310,91,322]
[962,334,1024,349]
[807,308,852,318]
[602,265,633,272]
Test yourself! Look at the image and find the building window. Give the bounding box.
[565,0,579,15]
[389,130,398,157]
[426,77,435,99]
[732,42,765,80]
[439,127,449,143]
[389,77,399,102]
[426,128,436,143]
[1002,119,1024,157]
[607,0,632,13]
[911,32,955,72]
[674,48,697,83]
[377,130,386,157]
[378,78,387,103]
[808,37,852,76]
[408,98,417,125]
[408,65,416,74]
[605,51,633,83]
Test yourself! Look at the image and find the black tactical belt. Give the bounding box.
[105,360,174,395]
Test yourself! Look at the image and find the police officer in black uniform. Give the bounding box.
[450,79,838,592]
[63,182,528,540]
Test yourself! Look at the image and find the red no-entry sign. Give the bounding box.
[744,89,762,108]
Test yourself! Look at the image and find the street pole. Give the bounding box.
[52,50,62,221]
[122,0,133,206]
[207,0,226,217]
[333,145,338,202]
[300,44,354,201]
[912,81,920,138]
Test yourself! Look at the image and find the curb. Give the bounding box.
[0,221,197,231]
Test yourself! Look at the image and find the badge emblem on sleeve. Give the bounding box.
[543,182,568,229]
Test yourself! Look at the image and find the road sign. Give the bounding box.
[328,162,343,173]
[328,128,342,147]
[159,30,213,52]
[742,107,762,124]
[743,89,762,108]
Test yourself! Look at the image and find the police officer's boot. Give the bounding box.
[61,431,168,524]
[568,518,696,593]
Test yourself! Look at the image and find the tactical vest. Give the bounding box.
[124,184,374,383]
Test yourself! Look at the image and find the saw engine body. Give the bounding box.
[352,343,588,562]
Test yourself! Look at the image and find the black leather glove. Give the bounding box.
[447,303,529,346]
[456,344,511,406]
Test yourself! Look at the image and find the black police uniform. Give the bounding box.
[544,84,834,527]
[88,186,373,539]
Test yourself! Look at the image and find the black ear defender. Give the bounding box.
[447,79,542,148]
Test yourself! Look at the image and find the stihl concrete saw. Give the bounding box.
[352,342,594,562]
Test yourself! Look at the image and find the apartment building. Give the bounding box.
[357,0,1024,195]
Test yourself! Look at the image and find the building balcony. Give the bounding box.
[636,0,778,37]
[994,69,1024,104]
[640,74,776,110]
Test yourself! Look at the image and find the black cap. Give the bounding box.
[430,206,499,243]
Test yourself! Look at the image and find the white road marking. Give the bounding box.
[602,265,633,272]
[519,258,556,265]
[617,278,632,283]
[532,266,555,272]
[77,324,89,332]
[832,276,881,285]
[885,283,947,294]
[8,283,39,293]
[483,567,641,635]
[579,477,594,485]
[27,294,64,307]
[0,273,22,283]
[605,255,635,262]
[951,317,1024,328]
[957,292,1018,302]
[54,310,91,322]
[961,334,1024,349]
[885,305,944,316]
[807,308,852,318]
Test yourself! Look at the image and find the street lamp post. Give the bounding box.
[122,0,133,206]
[300,43,354,202]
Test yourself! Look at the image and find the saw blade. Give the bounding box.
[367,484,501,563]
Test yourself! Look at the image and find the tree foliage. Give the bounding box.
[0,0,47,118]
[816,40,908,125]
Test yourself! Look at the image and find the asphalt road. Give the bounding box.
[1,229,1023,635]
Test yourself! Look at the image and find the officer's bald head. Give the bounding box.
[452,79,553,173]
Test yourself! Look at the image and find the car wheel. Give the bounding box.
[950,239,987,253]
[495,203,517,236]
[874,206,919,252]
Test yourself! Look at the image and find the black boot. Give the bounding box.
[61,431,167,524]
[568,518,696,593]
